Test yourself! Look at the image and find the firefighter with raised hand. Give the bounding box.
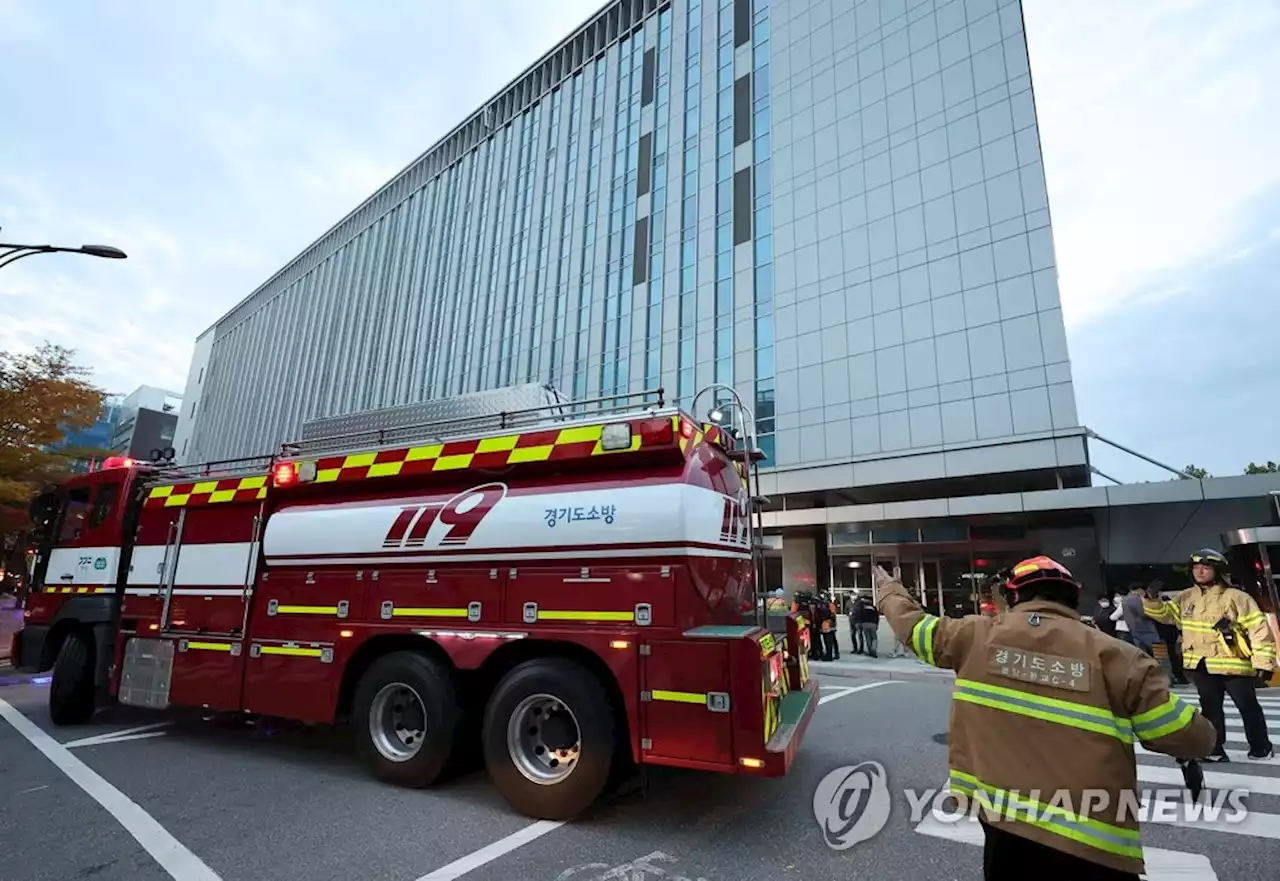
[873,557,1215,881]
[1147,548,1276,760]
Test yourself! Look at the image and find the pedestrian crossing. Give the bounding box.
[913,686,1280,880]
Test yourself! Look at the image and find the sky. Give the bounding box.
[0,0,1276,482]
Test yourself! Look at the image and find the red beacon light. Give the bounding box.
[101,456,135,469]
[273,462,298,487]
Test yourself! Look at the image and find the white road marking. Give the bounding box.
[1222,720,1280,734]
[817,681,902,706]
[1137,763,1280,797]
[554,851,706,881]
[407,681,882,881]
[1138,744,1280,767]
[0,699,220,881]
[64,722,170,749]
[18,784,49,795]
[914,812,1218,880]
[414,820,564,880]
[69,730,170,748]
[1138,798,1280,841]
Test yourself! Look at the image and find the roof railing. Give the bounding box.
[146,454,277,482]
[282,387,673,459]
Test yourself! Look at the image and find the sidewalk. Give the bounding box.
[810,654,955,684]
[813,615,955,684]
[0,595,21,663]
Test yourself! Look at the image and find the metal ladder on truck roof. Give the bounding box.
[282,385,677,459]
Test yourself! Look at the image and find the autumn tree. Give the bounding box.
[0,344,105,543]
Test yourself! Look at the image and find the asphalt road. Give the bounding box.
[2,668,1278,881]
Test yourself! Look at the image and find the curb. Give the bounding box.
[811,664,955,686]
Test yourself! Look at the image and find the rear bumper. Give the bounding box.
[759,678,820,776]
[12,624,49,672]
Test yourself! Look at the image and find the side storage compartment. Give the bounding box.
[639,639,735,769]
[374,566,505,629]
[506,565,676,628]
[239,567,363,723]
[168,636,246,712]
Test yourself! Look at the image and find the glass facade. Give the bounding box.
[187,0,1077,482]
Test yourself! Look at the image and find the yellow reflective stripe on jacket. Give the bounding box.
[953,679,1134,744]
[1145,600,1180,626]
[1131,694,1197,741]
[1182,653,1257,674]
[1181,619,1216,632]
[912,614,940,666]
[949,770,1143,861]
[1239,611,1267,628]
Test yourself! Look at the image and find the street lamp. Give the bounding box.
[0,229,127,272]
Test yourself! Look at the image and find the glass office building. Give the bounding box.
[178,0,1086,565]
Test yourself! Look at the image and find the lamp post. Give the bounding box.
[0,228,127,272]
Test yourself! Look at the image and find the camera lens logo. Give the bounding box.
[812,761,892,850]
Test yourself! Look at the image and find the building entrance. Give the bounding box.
[829,548,1029,618]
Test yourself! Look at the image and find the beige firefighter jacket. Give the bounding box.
[878,581,1215,876]
[1146,583,1276,675]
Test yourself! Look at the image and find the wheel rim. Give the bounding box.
[369,682,427,762]
[506,693,581,785]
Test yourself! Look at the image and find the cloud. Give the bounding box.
[1023,0,1280,326]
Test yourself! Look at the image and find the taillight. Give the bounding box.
[639,417,675,446]
[679,418,695,439]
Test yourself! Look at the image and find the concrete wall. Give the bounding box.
[1030,524,1103,600]
[1098,496,1276,565]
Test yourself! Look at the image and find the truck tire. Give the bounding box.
[352,651,460,788]
[483,658,615,820]
[49,631,96,726]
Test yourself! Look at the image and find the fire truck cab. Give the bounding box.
[14,386,818,819]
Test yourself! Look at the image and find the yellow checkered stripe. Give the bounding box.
[43,586,114,595]
[300,420,664,485]
[146,475,269,508]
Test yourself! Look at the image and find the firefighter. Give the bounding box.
[874,557,1215,881]
[1147,549,1276,760]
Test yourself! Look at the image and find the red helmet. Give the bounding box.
[1005,555,1081,600]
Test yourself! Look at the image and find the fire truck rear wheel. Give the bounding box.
[483,658,615,820]
[49,630,96,726]
[352,651,460,788]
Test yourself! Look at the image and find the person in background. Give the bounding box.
[1146,581,1188,685]
[822,593,840,661]
[1093,593,1117,638]
[1121,582,1160,656]
[859,599,880,658]
[1147,549,1276,761]
[850,597,867,655]
[1110,592,1131,643]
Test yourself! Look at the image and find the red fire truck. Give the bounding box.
[12,387,817,819]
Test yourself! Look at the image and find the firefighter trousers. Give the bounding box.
[980,821,1139,881]
[1190,662,1274,755]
